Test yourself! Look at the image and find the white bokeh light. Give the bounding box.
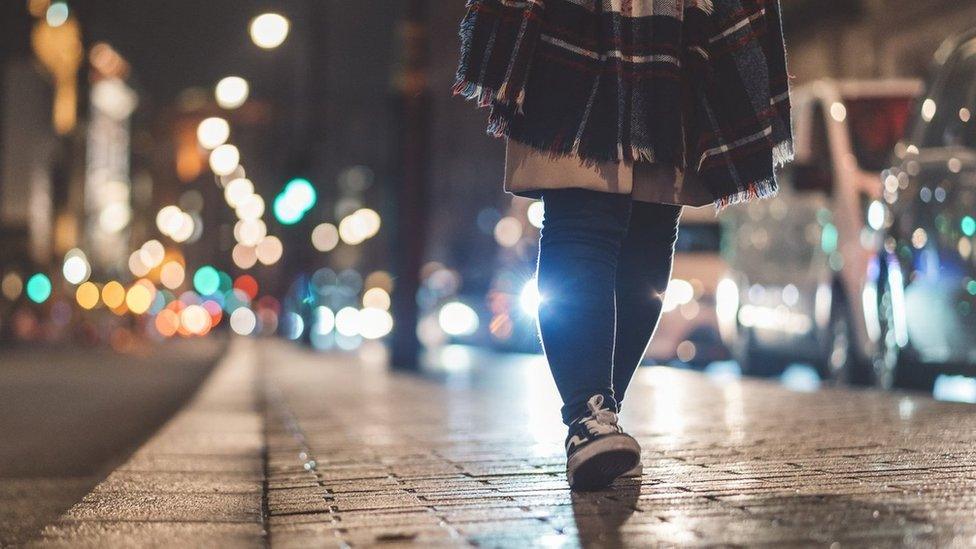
[224,178,254,208]
[438,301,479,337]
[215,76,250,110]
[196,117,230,149]
[230,307,257,336]
[312,223,340,252]
[62,250,91,285]
[335,307,361,337]
[359,308,393,339]
[209,144,240,176]
[256,236,283,265]
[250,13,290,49]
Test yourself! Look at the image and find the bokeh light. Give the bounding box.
[438,301,479,336]
[311,223,340,252]
[662,278,695,313]
[155,309,180,337]
[160,261,186,290]
[193,266,221,296]
[129,250,151,277]
[314,306,336,336]
[250,13,290,49]
[197,117,230,149]
[359,307,394,339]
[62,249,91,285]
[963,216,976,237]
[215,76,249,110]
[364,271,394,293]
[224,178,254,208]
[256,235,283,265]
[46,1,69,27]
[233,275,259,300]
[230,307,257,335]
[527,201,545,229]
[209,144,240,176]
[236,193,265,221]
[26,273,52,304]
[101,281,126,309]
[1,272,23,300]
[156,205,182,234]
[338,208,382,245]
[126,283,155,314]
[273,178,317,225]
[362,287,391,310]
[156,205,197,243]
[335,307,361,337]
[76,281,100,310]
[235,219,267,246]
[232,244,259,269]
[494,216,523,247]
[180,304,212,335]
[140,240,166,269]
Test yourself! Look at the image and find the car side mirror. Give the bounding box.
[792,164,832,194]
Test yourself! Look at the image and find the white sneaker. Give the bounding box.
[565,395,641,490]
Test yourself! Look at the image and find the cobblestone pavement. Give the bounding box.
[34,338,976,547]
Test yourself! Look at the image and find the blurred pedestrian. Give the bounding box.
[456,0,793,490]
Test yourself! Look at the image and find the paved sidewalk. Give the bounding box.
[34,338,976,547]
[34,341,265,547]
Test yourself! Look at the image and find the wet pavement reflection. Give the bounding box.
[27,339,976,546]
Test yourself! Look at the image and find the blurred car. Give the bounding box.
[645,206,730,368]
[869,29,976,389]
[718,78,923,382]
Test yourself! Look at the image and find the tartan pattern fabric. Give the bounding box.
[454,0,794,210]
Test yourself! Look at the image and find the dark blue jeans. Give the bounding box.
[536,188,682,425]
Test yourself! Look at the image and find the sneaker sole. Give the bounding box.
[566,434,641,491]
[621,461,644,478]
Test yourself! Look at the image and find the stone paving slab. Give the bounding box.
[29,338,976,547]
[260,341,976,548]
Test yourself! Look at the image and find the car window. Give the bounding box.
[846,96,914,171]
[894,180,976,270]
[921,38,976,149]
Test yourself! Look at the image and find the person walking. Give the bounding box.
[455,0,793,490]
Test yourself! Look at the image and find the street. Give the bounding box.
[0,339,225,546]
[4,1,976,547]
[19,338,976,547]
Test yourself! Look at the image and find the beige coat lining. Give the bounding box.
[504,140,713,207]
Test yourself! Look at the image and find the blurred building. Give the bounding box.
[0,4,55,269]
[786,0,976,81]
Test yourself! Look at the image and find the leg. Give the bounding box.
[611,201,682,408]
[536,188,632,425]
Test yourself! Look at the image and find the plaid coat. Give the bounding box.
[455,0,794,210]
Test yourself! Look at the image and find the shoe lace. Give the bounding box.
[579,395,621,436]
